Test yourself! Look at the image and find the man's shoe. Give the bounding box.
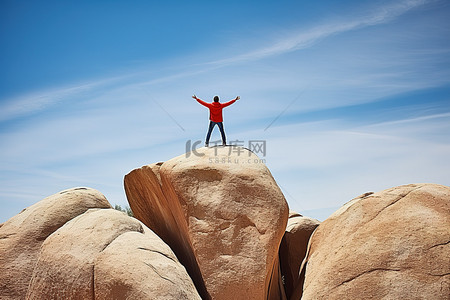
[205,143,209,147]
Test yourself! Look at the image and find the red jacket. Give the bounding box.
[196,98,236,122]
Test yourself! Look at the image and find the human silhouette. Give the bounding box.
[193,95,240,146]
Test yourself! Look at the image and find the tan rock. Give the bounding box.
[124,161,208,298]
[0,187,111,300]
[125,146,289,300]
[26,208,200,300]
[95,227,201,299]
[279,211,320,298]
[296,183,450,300]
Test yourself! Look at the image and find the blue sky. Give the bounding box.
[1,0,450,222]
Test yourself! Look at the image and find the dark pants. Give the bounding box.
[205,121,226,145]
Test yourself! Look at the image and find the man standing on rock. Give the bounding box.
[193,95,239,147]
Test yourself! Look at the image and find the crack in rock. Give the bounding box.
[0,233,15,240]
[428,240,450,250]
[426,272,450,277]
[100,224,144,253]
[92,265,95,300]
[137,247,177,263]
[364,185,423,226]
[144,262,176,285]
[335,268,402,288]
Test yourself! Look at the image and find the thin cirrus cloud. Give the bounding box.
[204,0,430,67]
[0,84,92,122]
[0,0,449,224]
[0,74,133,123]
[0,0,432,125]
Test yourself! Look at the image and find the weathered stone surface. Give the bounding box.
[94,228,201,300]
[279,211,320,299]
[26,208,200,300]
[125,146,289,300]
[296,183,450,300]
[0,187,111,300]
[124,161,208,298]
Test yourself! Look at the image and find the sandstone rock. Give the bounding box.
[94,229,200,299]
[279,211,320,298]
[26,208,200,300]
[125,146,289,300]
[295,183,450,300]
[95,224,201,299]
[124,161,208,298]
[0,187,111,300]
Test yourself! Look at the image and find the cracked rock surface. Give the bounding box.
[294,183,450,300]
[125,146,289,300]
[0,188,200,300]
[26,208,200,300]
[0,187,111,299]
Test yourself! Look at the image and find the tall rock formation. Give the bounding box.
[294,183,450,300]
[124,146,289,300]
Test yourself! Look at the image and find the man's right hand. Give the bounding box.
[192,95,197,99]
[235,96,240,100]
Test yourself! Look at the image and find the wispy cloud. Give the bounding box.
[367,112,450,127]
[205,0,430,66]
[0,74,133,122]
[0,0,434,125]
[1,0,447,224]
[259,108,450,214]
[0,84,92,122]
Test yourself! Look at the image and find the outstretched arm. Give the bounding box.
[222,96,240,107]
[192,95,209,107]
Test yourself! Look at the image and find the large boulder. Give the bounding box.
[124,161,208,298]
[279,211,320,299]
[26,208,201,300]
[295,183,450,300]
[125,146,289,300]
[0,187,111,299]
[94,228,201,300]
